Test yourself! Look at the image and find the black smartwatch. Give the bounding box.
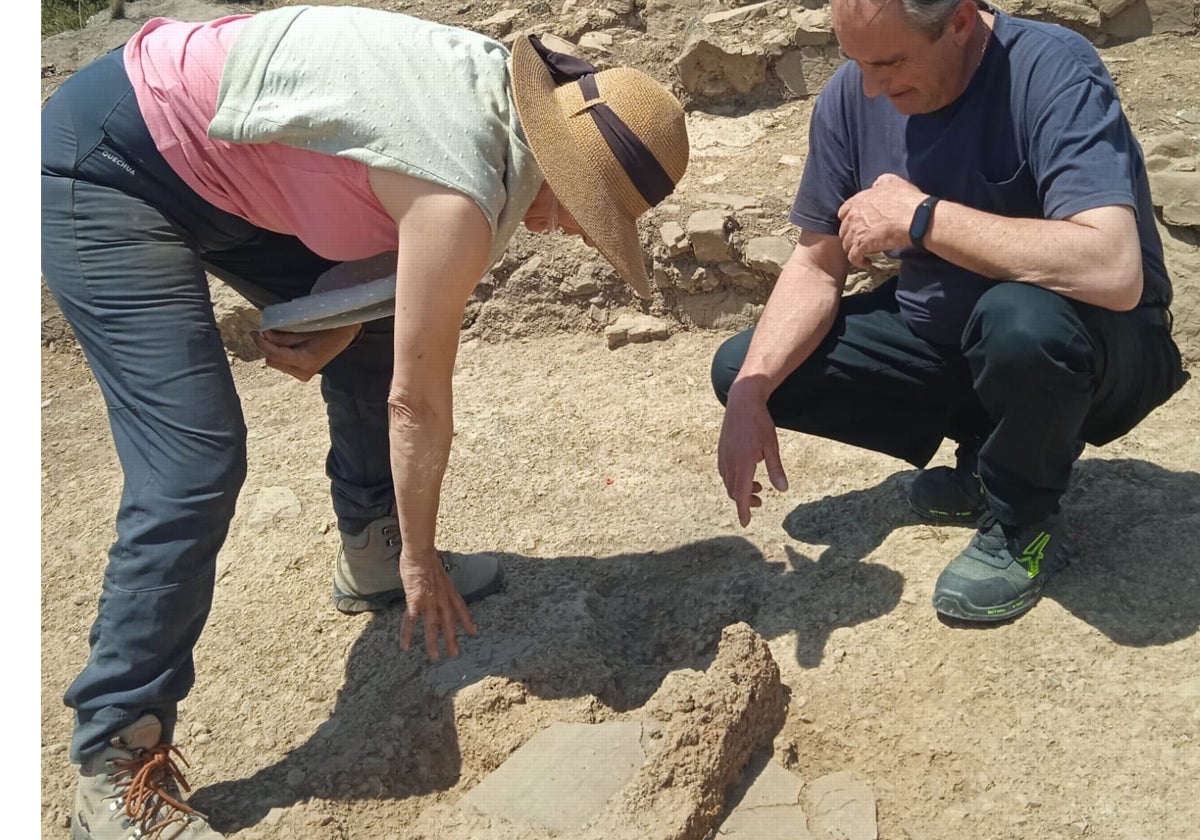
[909,195,940,251]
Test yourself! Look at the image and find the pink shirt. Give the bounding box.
[123,16,398,261]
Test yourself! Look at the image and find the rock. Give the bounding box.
[730,758,804,809]
[210,278,263,360]
[660,221,691,257]
[676,265,722,294]
[246,487,302,525]
[571,262,615,297]
[1101,0,1154,38]
[605,313,671,349]
[535,33,583,58]
[458,721,646,834]
[579,31,614,50]
[478,8,523,37]
[506,256,548,294]
[775,46,841,97]
[1143,131,1199,163]
[1011,0,1103,35]
[695,193,762,210]
[1157,217,1200,363]
[687,209,735,263]
[676,26,771,101]
[603,0,637,13]
[1143,0,1199,33]
[561,272,602,298]
[703,1,777,25]
[791,7,834,45]
[1149,171,1200,227]
[583,623,787,840]
[719,262,759,290]
[742,236,794,276]
[716,804,811,838]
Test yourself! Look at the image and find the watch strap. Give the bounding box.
[909,195,940,251]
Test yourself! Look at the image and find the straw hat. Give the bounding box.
[510,35,689,298]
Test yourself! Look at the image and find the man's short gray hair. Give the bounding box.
[901,0,964,37]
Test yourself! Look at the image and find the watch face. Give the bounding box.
[910,198,937,248]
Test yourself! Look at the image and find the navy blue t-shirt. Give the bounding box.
[791,7,1172,344]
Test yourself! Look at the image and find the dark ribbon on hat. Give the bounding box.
[528,35,675,207]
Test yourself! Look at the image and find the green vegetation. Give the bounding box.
[42,0,112,38]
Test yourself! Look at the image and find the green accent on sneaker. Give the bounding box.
[73,715,224,840]
[1016,531,1050,578]
[932,513,1069,623]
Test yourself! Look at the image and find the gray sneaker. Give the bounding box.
[73,714,222,840]
[332,515,506,614]
[909,442,986,525]
[932,512,1070,622]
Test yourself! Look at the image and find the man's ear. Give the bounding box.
[951,0,979,43]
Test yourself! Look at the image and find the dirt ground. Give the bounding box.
[39,1,1200,839]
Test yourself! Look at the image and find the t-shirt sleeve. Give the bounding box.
[789,80,858,235]
[1029,77,1138,220]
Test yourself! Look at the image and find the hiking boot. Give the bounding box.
[332,514,404,613]
[909,442,986,525]
[932,512,1070,622]
[73,714,223,840]
[332,514,506,614]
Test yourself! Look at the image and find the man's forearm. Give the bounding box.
[732,253,843,402]
[923,201,1144,311]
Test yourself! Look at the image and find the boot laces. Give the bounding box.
[108,743,203,839]
[973,513,1010,553]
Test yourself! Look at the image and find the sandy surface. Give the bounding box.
[39,1,1200,838]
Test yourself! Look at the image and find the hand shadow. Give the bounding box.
[190,535,783,833]
[766,472,912,667]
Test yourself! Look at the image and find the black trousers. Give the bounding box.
[711,277,1188,526]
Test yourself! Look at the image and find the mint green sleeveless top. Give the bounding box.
[208,5,543,266]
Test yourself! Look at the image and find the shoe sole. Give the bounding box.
[932,579,1044,623]
[331,565,506,615]
[332,583,405,614]
[909,499,986,527]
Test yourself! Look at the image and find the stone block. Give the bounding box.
[802,770,878,840]
[1150,171,1200,227]
[687,209,734,263]
[660,221,690,256]
[458,721,645,834]
[742,236,794,277]
[605,313,671,349]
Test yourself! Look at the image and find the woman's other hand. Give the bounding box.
[251,323,362,382]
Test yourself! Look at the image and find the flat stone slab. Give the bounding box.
[458,721,645,834]
[715,758,809,839]
[718,803,811,839]
[803,770,878,840]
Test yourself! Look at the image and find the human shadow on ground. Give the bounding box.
[1048,458,1200,646]
[191,535,802,832]
[776,459,1200,650]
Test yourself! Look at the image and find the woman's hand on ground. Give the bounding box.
[397,549,477,661]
